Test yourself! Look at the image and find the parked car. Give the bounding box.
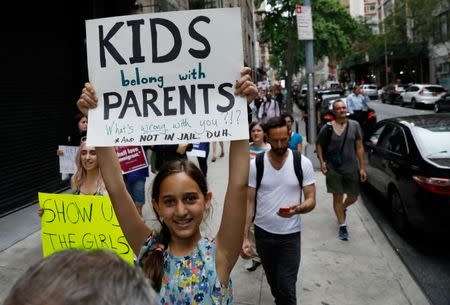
[360,84,378,100]
[380,83,409,104]
[399,84,446,108]
[317,95,377,140]
[434,93,450,113]
[364,114,450,234]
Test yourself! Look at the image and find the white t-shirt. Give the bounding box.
[249,150,315,234]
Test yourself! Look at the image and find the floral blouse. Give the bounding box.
[138,236,233,305]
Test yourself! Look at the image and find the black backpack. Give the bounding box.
[253,149,303,221]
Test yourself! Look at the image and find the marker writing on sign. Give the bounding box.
[103,83,235,120]
[98,16,211,68]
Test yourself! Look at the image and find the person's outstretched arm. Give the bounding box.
[77,84,151,255]
[215,67,257,285]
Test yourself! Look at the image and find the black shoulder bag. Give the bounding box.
[325,123,349,168]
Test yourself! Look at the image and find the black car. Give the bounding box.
[434,93,450,113]
[380,83,409,104]
[365,114,450,233]
[317,96,377,140]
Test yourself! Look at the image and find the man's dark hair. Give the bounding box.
[281,113,294,122]
[265,116,287,132]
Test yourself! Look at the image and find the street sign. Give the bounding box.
[296,5,314,40]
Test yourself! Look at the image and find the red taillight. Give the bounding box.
[419,88,424,95]
[325,114,334,121]
[367,112,376,119]
[413,176,450,196]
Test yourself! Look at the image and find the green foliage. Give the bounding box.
[259,0,360,75]
[341,0,443,70]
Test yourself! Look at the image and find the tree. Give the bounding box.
[259,0,359,113]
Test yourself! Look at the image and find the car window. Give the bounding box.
[425,86,446,93]
[377,125,407,154]
[408,86,419,92]
[369,124,386,145]
[367,85,377,89]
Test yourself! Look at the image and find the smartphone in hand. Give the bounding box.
[278,207,290,214]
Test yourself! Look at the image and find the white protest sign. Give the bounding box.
[58,145,78,174]
[85,8,247,147]
[296,5,314,40]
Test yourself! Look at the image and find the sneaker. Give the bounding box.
[339,225,349,240]
[245,259,261,272]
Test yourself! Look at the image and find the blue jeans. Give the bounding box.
[255,225,301,305]
[125,178,146,207]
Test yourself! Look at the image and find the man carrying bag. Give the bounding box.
[315,100,367,241]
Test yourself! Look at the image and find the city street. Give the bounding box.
[2,1,449,305]
[362,98,450,305]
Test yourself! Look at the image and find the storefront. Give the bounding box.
[0,1,132,215]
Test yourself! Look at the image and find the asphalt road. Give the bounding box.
[362,99,450,305]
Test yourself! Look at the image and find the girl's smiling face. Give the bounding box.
[152,172,211,243]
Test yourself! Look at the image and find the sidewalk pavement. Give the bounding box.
[0,140,431,305]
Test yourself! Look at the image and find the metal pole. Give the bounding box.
[303,0,319,169]
[304,0,315,144]
[384,38,389,85]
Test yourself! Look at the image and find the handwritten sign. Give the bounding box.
[39,193,134,264]
[58,145,78,174]
[115,146,149,174]
[85,8,247,147]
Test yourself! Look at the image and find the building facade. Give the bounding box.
[430,4,450,89]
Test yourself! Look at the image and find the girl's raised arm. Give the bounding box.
[77,84,151,255]
[215,68,257,285]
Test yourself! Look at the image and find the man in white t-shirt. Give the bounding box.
[242,116,316,305]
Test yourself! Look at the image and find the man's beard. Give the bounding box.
[272,146,288,156]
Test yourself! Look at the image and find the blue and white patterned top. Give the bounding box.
[139,236,233,305]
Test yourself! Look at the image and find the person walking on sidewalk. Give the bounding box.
[346,85,369,133]
[241,121,271,271]
[76,68,257,304]
[210,141,224,162]
[258,92,280,124]
[281,113,303,153]
[315,100,367,240]
[242,116,316,305]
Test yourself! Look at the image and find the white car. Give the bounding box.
[360,84,379,100]
[399,84,446,108]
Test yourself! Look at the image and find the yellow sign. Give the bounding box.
[39,193,134,264]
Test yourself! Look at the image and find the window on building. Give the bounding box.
[384,0,393,17]
[434,10,449,43]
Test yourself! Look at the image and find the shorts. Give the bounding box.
[326,167,360,196]
[125,178,146,207]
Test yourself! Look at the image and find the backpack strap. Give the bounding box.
[255,151,265,193]
[253,151,265,222]
[253,150,304,222]
[291,149,303,188]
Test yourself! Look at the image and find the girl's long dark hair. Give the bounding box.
[142,159,208,292]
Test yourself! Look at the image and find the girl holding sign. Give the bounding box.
[39,141,107,216]
[77,68,257,304]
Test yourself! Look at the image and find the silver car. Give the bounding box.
[361,84,379,100]
[399,84,446,108]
